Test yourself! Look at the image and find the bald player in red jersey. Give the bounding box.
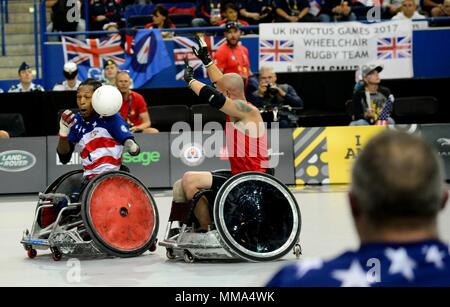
[171,36,269,232]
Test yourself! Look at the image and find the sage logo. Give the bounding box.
[123,151,161,166]
[0,150,36,172]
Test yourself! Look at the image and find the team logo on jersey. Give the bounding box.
[121,125,128,133]
[180,143,205,167]
[0,150,36,172]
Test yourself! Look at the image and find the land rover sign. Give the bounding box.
[0,150,37,172]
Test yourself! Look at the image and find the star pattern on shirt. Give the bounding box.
[331,260,370,287]
[294,258,324,279]
[92,121,97,127]
[423,245,446,270]
[385,247,417,281]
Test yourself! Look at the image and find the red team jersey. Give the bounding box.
[225,116,269,175]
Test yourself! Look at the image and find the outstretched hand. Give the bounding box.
[192,35,213,67]
[184,58,194,85]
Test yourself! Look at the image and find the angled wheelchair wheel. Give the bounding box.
[213,172,301,262]
[81,171,159,258]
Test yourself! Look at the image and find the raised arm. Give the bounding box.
[184,60,259,122]
[192,35,223,83]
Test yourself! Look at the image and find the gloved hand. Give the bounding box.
[59,110,76,138]
[184,58,195,85]
[192,35,213,67]
[124,138,140,156]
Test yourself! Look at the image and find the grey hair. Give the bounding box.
[259,66,275,76]
[350,130,445,226]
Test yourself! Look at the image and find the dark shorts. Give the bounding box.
[210,171,233,192]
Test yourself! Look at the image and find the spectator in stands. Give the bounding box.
[214,22,252,82]
[392,0,425,19]
[46,0,86,41]
[103,21,119,37]
[427,0,450,16]
[8,62,45,93]
[219,2,249,26]
[382,0,405,18]
[238,0,275,24]
[116,71,158,133]
[0,130,9,138]
[267,130,450,287]
[145,4,176,39]
[192,0,224,27]
[350,65,394,126]
[252,66,303,128]
[319,0,357,21]
[53,62,82,91]
[101,60,119,86]
[274,0,319,22]
[89,0,124,31]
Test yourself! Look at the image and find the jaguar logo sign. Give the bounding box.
[0,150,37,172]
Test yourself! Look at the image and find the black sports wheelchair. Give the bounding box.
[159,170,302,263]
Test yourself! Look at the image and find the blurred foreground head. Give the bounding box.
[350,130,448,241]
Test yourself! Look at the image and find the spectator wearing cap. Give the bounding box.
[103,21,119,37]
[214,21,252,82]
[392,0,425,19]
[274,0,319,22]
[116,71,158,134]
[218,3,249,26]
[238,0,275,24]
[350,65,395,126]
[144,4,176,39]
[192,0,224,27]
[53,62,82,91]
[8,62,45,93]
[101,60,119,86]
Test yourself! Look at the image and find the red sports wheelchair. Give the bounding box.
[21,170,159,261]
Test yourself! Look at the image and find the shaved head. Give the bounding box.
[217,73,245,99]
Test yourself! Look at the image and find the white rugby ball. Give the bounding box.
[92,85,122,117]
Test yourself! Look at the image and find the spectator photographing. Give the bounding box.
[267,130,450,287]
[252,66,303,128]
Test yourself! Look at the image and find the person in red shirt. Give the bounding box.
[214,21,252,82]
[116,71,159,133]
[170,36,268,232]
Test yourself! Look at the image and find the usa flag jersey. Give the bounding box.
[266,240,450,287]
[68,113,133,178]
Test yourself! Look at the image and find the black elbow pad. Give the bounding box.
[199,85,226,109]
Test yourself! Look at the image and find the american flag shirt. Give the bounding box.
[267,240,450,287]
[68,113,133,178]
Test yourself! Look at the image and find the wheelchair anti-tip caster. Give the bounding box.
[166,248,176,260]
[27,247,37,259]
[293,244,302,259]
[183,250,195,263]
[149,239,158,252]
[51,247,62,261]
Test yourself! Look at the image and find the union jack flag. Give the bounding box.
[259,40,294,62]
[62,34,125,68]
[377,36,412,60]
[173,36,225,80]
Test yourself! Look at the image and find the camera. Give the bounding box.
[265,84,279,97]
